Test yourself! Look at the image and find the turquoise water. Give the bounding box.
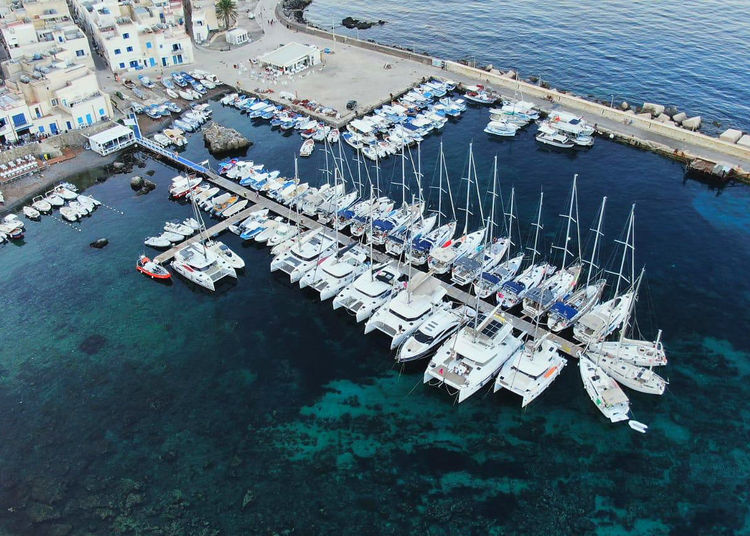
[304,0,750,134]
[0,99,749,534]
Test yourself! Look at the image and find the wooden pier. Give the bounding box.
[133,127,584,358]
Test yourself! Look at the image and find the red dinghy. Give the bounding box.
[136,255,171,279]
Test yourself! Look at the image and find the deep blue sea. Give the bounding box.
[1,96,749,535]
[305,0,750,134]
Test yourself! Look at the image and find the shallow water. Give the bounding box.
[0,99,748,534]
[304,0,750,134]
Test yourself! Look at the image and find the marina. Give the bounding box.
[0,1,748,534]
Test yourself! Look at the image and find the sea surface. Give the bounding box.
[0,98,749,535]
[304,0,750,134]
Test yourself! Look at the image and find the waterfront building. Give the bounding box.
[258,42,321,74]
[0,87,33,143]
[0,0,112,136]
[183,0,218,45]
[70,0,194,74]
[86,123,135,155]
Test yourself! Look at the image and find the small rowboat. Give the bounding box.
[300,138,314,157]
[136,255,171,279]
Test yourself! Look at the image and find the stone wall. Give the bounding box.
[0,122,113,166]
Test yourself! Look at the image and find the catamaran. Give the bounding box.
[494,334,566,407]
[333,261,408,322]
[270,228,338,283]
[424,305,524,403]
[300,243,370,300]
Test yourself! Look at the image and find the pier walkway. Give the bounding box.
[134,128,583,358]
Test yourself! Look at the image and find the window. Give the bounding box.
[76,49,85,57]
[51,98,59,106]
[146,41,152,49]
[39,125,45,133]
[126,46,133,52]
[114,48,121,55]
[77,116,83,124]
[123,32,129,39]
[65,121,72,130]
[171,43,181,51]
[11,113,27,128]
[149,57,156,66]
[119,62,125,69]
[129,60,138,67]
[99,108,105,116]
[173,54,183,64]
[162,57,168,66]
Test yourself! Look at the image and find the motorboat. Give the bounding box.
[136,255,171,280]
[253,217,285,243]
[333,262,408,322]
[32,196,52,213]
[68,200,89,218]
[300,139,315,157]
[220,199,248,218]
[270,229,338,283]
[299,243,370,300]
[23,206,40,220]
[396,304,473,363]
[59,205,79,222]
[54,185,78,200]
[578,354,630,423]
[494,335,566,407]
[45,192,64,207]
[205,240,245,270]
[171,243,236,291]
[424,306,524,403]
[144,234,174,248]
[267,221,300,247]
[484,120,519,137]
[164,221,194,237]
[365,272,448,350]
[536,130,574,149]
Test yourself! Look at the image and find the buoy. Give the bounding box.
[628,420,648,433]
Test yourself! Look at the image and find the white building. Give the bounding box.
[183,0,218,45]
[226,27,248,46]
[0,0,112,136]
[0,87,33,143]
[87,123,135,155]
[71,0,194,74]
[258,42,321,74]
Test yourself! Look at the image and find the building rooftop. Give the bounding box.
[259,42,319,69]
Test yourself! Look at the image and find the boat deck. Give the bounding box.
[134,125,584,358]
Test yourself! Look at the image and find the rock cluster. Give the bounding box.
[341,16,385,29]
[129,175,156,195]
[636,103,701,130]
[202,122,251,154]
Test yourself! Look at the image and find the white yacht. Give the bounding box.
[270,229,338,283]
[594,354,667,395]
[267,221,300,247]
[299,244,370,300]
[396,304,473,363]
[473,253,524,299]
[578,354,630,423]
[521,262,582,318]
[590,332,667,368]
[32,196,52,213]
[332,262,407,322]
[206,240,245,270]
[428,228,485,274]
[408,221,456,266]
[424,306,524,403]
[573,287,635,344]
[365,272,448,350]
[171,243,237,291]
[494,336,566,407]
[547,280,606,332]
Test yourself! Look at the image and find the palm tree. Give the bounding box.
[215,0,237,31]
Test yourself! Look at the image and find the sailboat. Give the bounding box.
[406,142,457,266]
[578,353,631,423]
[452,156,510,286]
[497,191,556,308]
[428,144,485,274]
[521,175,583,318]
[548,195,608,332]
[170,190,237,291]
[424,305,524,403]
[573,206,637,345]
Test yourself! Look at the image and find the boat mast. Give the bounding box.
[620,266,645,342]
[504,186,516,261]
[406,194,415,304]
[369,183,375,280]
[400,145,406,207]
[471,146,485,228]
[555,174,577,269]
[462,143,473,235]
[585,196,607,288]
[436,142,444,227]
[529,190,544,267]
[442,143,457,222]
[488,156,498,245]
[613,204,635,298]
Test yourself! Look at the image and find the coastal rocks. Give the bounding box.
[27,502,60,523]
[130,175,143,190]
[341,16,385,30]
[655,113,673,124]
[79,334,107,355]
[641,102,665,116]
[719,128,743,143]
[90,238,108,249]
[681,116,702,130]
[241,488,255,509]
[202,122,251,154]
[620,101,630,111]
[283,0,311,11]
[672,112,687,124]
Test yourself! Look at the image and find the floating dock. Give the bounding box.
[133,125,584,358]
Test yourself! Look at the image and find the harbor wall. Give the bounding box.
[277,4,750,170]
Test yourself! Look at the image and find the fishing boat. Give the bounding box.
[578,354,630,423]
[535,129,575,149]
[484,120,519,137]
[365,272,449,350]
[424,305,524,403]
[136,255,171,279]
[300,139,315,157]
[494,335,566,407]
[396,304,473,363]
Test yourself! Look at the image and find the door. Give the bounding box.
[50,123,58,135]
[86,114,92,125]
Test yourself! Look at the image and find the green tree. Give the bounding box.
[215,0,237,30]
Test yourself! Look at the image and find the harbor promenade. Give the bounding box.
[187,0,749,177]
[134,130,583,358]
